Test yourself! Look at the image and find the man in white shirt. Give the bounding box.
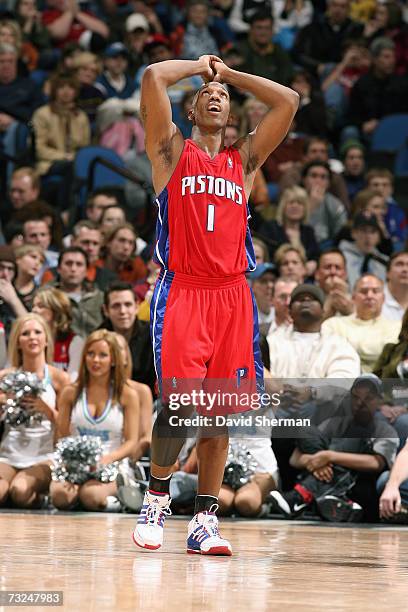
[323,274,401,372]
[382,251,408,322]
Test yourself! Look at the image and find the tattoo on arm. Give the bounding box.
[140,104,147,125]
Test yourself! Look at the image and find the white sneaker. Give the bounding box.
[132,491,172,551]
[187,506,232,556]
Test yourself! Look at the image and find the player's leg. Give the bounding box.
[8,462,52,508]
[133,276,209,550]
[0,463,17,506]
[50,481,80,510]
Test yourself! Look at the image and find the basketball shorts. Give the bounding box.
[150,270,264,415]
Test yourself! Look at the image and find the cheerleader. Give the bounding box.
[50,330,139,511]
[0,314,69,508]
[114,333,153,461]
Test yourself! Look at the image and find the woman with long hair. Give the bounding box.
[32,287,85,381]
[259,186,319,275]
[50,330,139,511]
[114,333,152,461]
[0,313,69,508]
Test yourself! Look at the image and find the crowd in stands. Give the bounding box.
[0,0,408,524]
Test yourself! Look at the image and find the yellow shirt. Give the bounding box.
[322,315,401,373]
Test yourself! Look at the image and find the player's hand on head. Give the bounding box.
[197,55,223,82]
[212,60,228,83]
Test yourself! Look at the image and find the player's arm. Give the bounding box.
[213,62,299,173]
[140,55,220,192]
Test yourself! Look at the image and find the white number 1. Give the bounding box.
[207,204,215,232]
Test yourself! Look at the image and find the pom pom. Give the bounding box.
[0,371,46,427]
[223,442,259,490]
[52,435,119,484]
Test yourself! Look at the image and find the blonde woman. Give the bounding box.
[50,330,139,512]
[0,314,69,508]
[0,18,38,71]
[258,186,319,275]
[32,287,85,380]
[274,243,307,284]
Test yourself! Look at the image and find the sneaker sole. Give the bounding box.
[187,546,232,556]
[132,532,162,551]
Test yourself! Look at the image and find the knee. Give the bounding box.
[234,493,261,517]
[0,479,10,506]
[9,479,35,508]
[79,487,106,511]
[50,484,78,511]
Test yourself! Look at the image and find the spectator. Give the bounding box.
[71,221,117,290]
[279,136,350,209]
[274,243,307,284]
[340,140,366,202]
[46,246,104,336]
[0,167,41,227]
[100,281,156,392]
[15,200,63,253]
[70,51,106,126]
[266,277,297,335]
[125,12,151,77]
[32,286,84,380]
[171,0,220,60]
[84,188,122,224]
[100,205,126,235]
[320,39,371,127]
[366,168,407,253]
[0,43,42,165]
[338,213,388,290]
[315,248,353,319]
[247,263,275,335]
[14,243,44,309]
[252,236,269,264]
[258,186,319,272]
[0,313,69,509]
[0,245,26,338]
[336,188,391,256]
[23,218,58,281]
[32,73,90,209]
[378,439,408,524]
[42,0,109,49]
[347,37,408,141]
[292,0,364,77]
[237,11,293,85]
[373,308,408,444]
[96,42,136,100]
[268,283,360,381]
[98,223,147,284]
[289,69,328,137]
[381,251,408,322]
[301,160,348,247]
[0,17,38,73]
[14,0,51,54]
[364,1,408,75]
[323,274,400,372]
[270,375,398,522]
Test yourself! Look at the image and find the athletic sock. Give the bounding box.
[194,494,219,514]
[149,473,172,495]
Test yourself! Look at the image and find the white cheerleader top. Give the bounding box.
[0,365,56,469]
[70,388,124,455]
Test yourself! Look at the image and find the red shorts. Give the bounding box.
[150,270,264,415]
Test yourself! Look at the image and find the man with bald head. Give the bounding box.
[323,274,400,372]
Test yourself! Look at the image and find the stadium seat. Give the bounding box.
[395,145,408,177]
[371,114,408,152]
[73,145,127,208]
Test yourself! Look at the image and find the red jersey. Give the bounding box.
[153,139,256,277]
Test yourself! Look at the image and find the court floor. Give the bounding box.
[0,511,407,612]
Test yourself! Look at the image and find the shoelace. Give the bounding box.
[146,502,171,526]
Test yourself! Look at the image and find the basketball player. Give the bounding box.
[133,54,298,555]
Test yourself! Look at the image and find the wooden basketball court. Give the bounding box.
[1,511,407,611]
